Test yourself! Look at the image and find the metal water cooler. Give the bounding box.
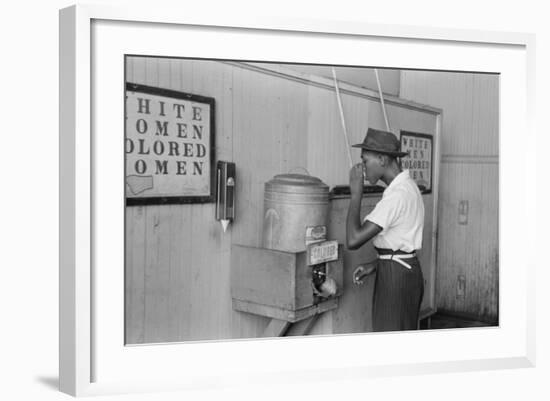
[231,173,344,337]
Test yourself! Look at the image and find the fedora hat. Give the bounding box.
[352,128,409,158]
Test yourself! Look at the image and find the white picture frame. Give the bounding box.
[59,4,536,397]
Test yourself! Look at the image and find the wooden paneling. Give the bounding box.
[124,205,146,344]
[401,70,499,322]
[231,64,309,249]
[306,85,369,186]
[401,71,498,156]
[435,162,499,322]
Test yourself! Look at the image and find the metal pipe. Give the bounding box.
[374,68,391,132]
[331,68,353,168]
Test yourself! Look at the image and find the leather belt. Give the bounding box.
[378,252,416,270]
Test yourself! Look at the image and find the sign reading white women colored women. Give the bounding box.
[400,131,433,194]
[125,83,215,204]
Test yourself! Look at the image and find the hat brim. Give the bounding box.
[352,143,409,158]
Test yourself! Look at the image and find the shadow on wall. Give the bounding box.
[35,376,58,391]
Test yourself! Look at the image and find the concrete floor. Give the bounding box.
[420,313,496,330]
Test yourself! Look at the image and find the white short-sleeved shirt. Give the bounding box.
[364,170,424,252]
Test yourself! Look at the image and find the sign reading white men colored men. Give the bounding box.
[400,131,433,194]
[125,83,215,205]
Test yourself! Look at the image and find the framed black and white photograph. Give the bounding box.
[59,4,536,398]
[124,56,448,345]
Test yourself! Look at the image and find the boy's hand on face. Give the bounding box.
[349,163,364,196]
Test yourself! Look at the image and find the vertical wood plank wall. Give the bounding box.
[125,58,439,343]
[401,71,499,322]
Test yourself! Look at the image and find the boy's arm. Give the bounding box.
[346,163,382,250]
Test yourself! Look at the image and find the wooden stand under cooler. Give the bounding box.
[231,244,344,337]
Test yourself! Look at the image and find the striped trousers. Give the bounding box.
[372,252,424,332]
